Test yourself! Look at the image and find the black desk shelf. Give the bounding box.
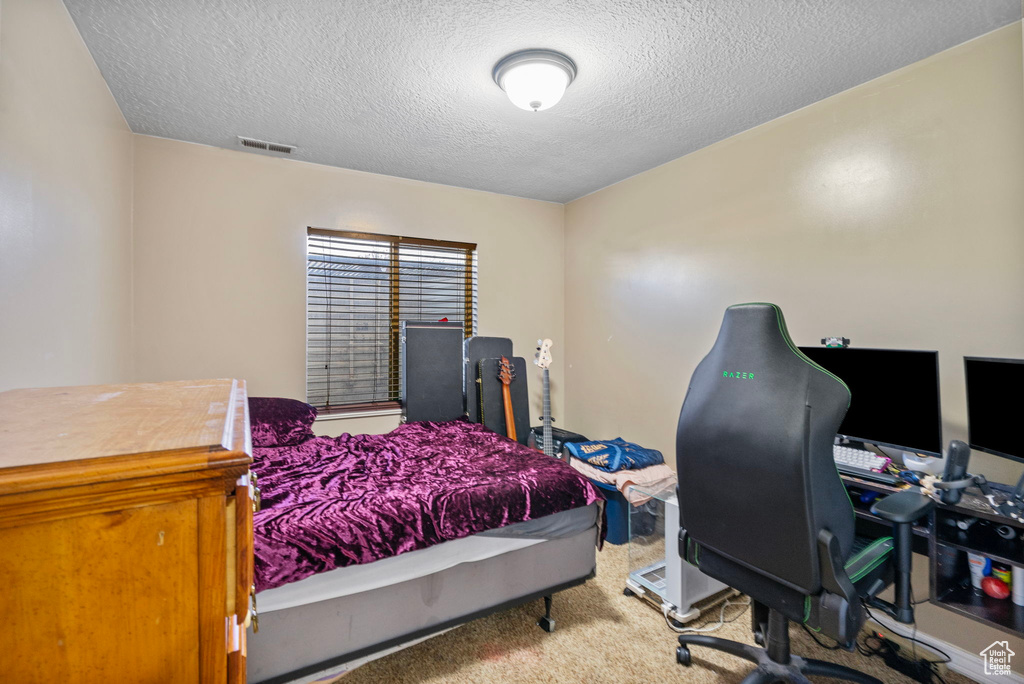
[842,474,1024,638]
[934,521,1024,569]
[934,537,1024,570]
[934,577,1024,635]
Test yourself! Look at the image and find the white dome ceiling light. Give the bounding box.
[492,49,577,112]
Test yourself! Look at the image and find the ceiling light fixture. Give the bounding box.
[492,49,577,112]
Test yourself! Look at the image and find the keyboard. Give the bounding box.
[833,445,899,485]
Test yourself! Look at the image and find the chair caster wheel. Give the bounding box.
[676,646,691,666]
[623,587,635,597]
[754,630,765,646]
[538,616,555,632]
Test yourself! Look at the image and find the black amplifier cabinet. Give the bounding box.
[528,427,589,460]
[401,321,465,423]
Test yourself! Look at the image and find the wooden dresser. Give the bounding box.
[0,379,253,683]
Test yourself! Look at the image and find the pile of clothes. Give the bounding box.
[565,437,676,505]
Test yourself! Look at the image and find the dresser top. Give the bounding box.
[0,379,250,494]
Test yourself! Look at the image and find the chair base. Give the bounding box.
[676,607,881,684]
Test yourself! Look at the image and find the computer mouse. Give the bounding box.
[899,470,921,486]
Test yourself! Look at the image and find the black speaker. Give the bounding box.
[527,427,589,459]
[401,321,465,423]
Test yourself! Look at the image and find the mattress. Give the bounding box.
[248,517,600,684]
[257,503,599,614]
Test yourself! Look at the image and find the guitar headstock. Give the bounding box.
[534,339,553,370]
[498,356,515,385]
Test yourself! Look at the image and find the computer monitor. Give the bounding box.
[964,356,1024,464]
[797,347,943,457]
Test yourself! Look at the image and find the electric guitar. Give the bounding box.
[534,339,554,457]
[497,356,517,441]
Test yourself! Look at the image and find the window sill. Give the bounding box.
[316,408,403,421]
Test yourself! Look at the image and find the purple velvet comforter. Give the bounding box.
[252,420,603,592]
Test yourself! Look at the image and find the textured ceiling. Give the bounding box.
[63,1,1020,203]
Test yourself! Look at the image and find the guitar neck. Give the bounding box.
[542,369,553,457]
[501,383,517,442]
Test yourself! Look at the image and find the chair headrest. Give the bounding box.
[712,302,795,358]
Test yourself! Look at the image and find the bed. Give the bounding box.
[243,400,604,684]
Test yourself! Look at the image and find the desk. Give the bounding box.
[841,474,1024,638]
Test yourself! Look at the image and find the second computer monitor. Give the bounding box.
[964,356,1024,464]
[797,347,943,457]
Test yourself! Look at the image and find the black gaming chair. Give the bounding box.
[675,303,934,684]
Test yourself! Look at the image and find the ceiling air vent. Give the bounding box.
[237,136,296,154]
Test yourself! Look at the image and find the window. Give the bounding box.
[306,228,477,412]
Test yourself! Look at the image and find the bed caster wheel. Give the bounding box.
[623,587,635,597]
[676,646,691,667]
[538,616,555,632]
[669,618,685,629]
[754,629,765,646]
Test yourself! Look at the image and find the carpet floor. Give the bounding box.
[337,542,973,683]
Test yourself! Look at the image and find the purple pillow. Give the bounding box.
[248,397,318,447]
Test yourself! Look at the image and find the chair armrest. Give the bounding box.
[870,489,935,524]
[867,489,934,624]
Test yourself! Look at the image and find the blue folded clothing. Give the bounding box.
[565,438,664,472]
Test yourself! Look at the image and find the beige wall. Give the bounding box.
[131,136,565,436]
[565,23,1024,665]
[0,0,134,391]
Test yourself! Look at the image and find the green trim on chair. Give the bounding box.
[684,538,702,567]
[773,305,851,402]
[850,554,891,583]
[845,536,894,582]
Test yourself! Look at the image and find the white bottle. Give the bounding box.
[967,552,990,591]
[1013,566,1024,606]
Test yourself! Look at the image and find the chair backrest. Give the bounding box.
[676,303,854,595]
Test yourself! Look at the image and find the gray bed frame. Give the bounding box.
[247,514,600,683]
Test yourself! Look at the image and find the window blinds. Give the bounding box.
[306,228,478,411]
